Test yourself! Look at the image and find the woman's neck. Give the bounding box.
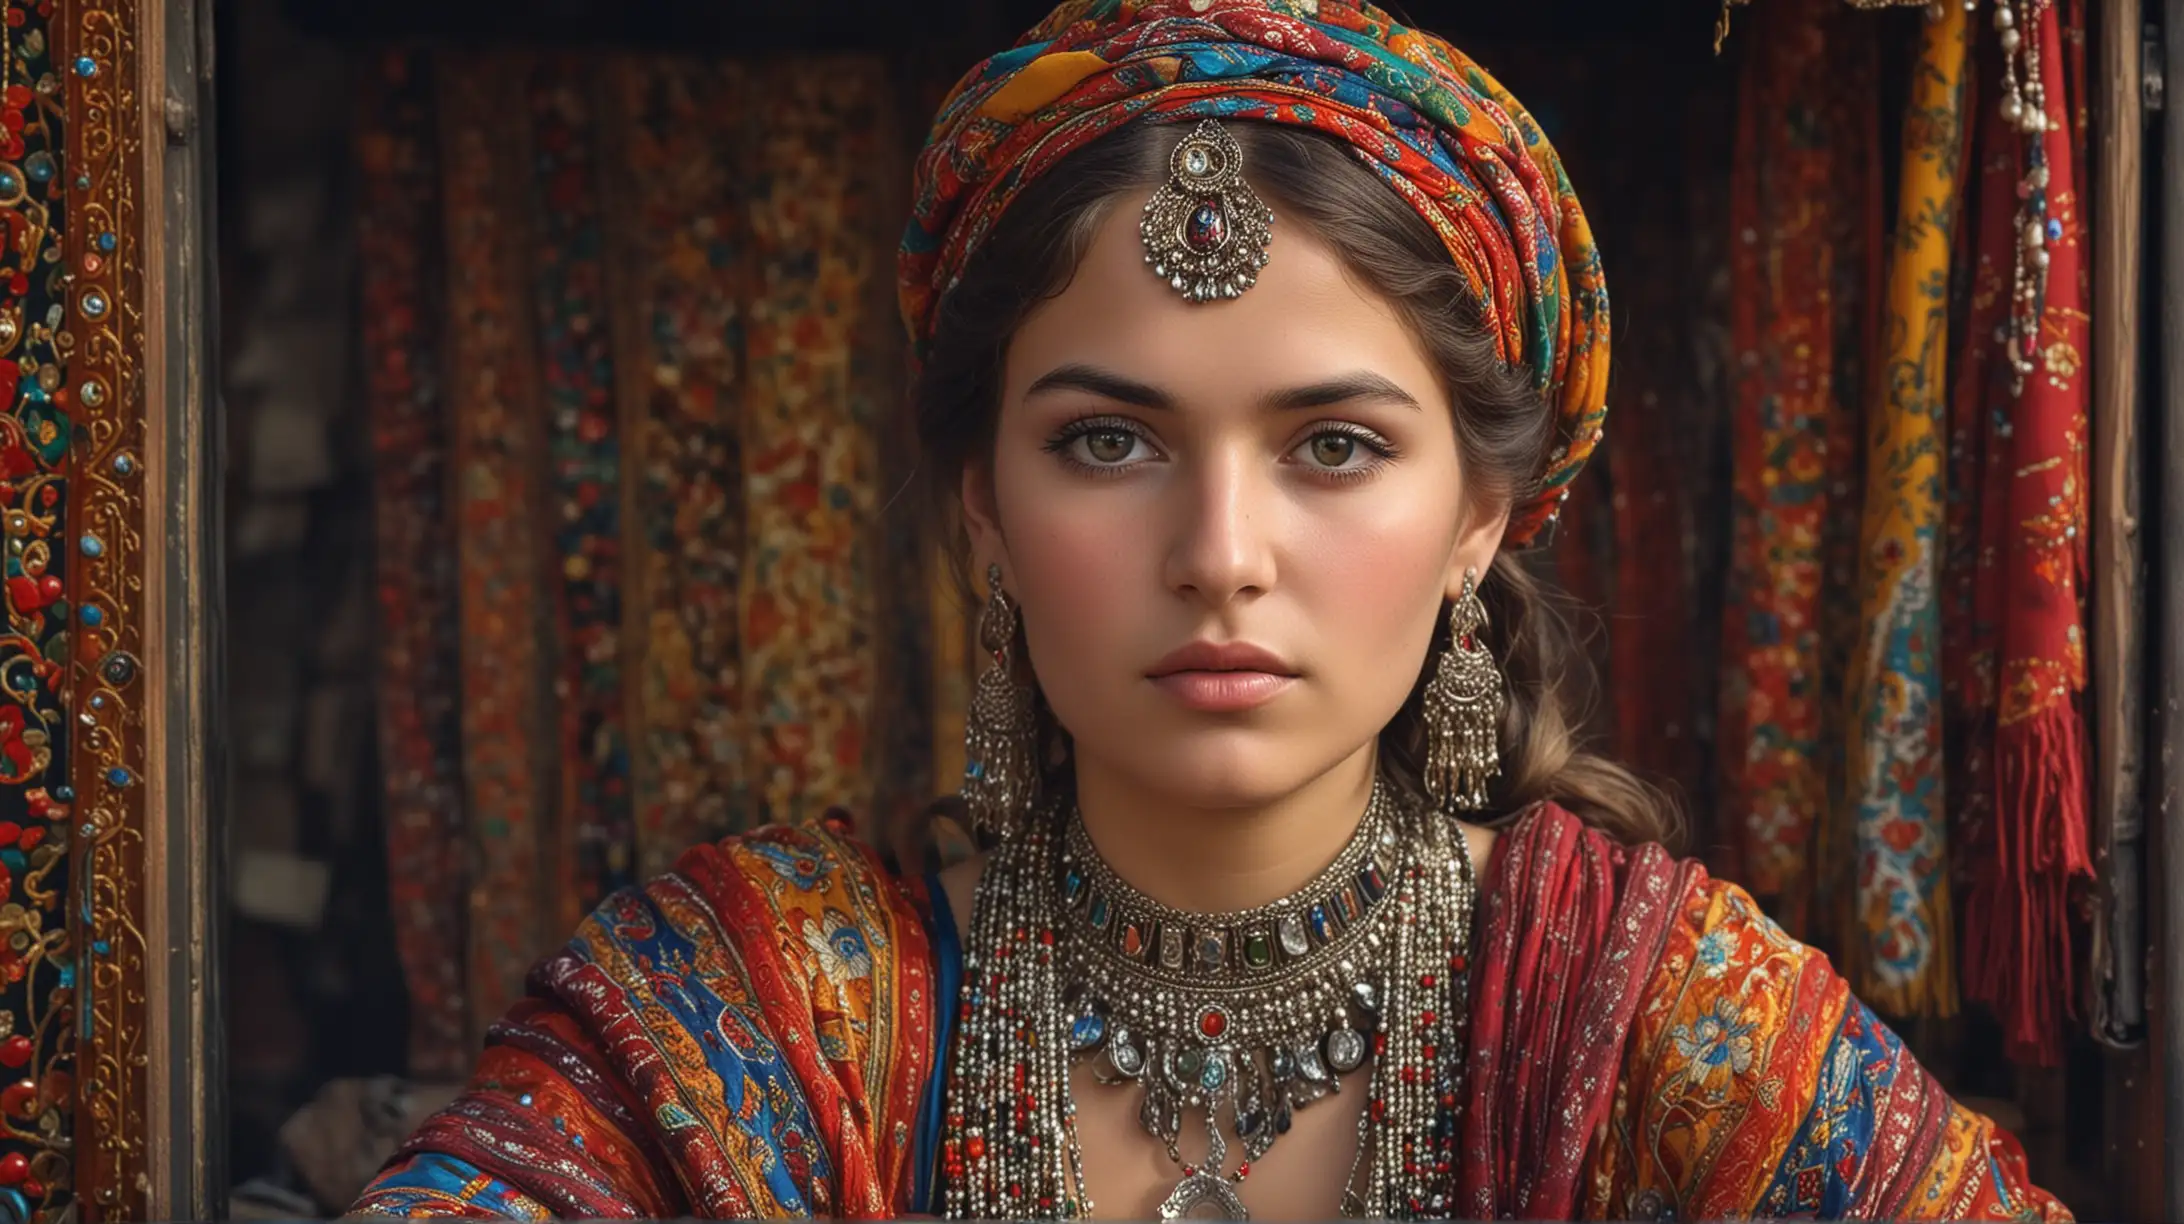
[1068,743,1380,913]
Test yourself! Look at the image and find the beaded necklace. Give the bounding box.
[940,777,1477,1220]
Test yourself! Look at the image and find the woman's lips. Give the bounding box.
[1149,670,1297,712]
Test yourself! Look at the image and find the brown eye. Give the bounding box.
[1084,430,1136,464]
[1308,434,1358,467]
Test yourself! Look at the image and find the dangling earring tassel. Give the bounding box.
[961,563,1039,836]
[1423,569,1505,811]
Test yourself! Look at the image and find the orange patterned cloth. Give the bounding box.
[1583,844,2067,1220]
[355,809,2069,1220]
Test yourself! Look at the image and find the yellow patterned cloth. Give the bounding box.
[1838,1,1970,1018]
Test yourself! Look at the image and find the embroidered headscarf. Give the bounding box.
[899,0,1610,547]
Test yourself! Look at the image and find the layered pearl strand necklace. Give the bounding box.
[940,777,1478,1220]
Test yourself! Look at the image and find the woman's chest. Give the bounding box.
[1056,1059,1371,1220]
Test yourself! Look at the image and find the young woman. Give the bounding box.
[352,1,2071,1218]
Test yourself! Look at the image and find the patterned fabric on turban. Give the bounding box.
[899,0,1609,547]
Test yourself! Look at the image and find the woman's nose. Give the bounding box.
[1159,447,1278,608]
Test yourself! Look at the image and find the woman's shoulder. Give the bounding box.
[675,811,904,889]
[1496,800,1832,1000]
[1496,805,1990,1219]
[549,813,939,1010]
[653,812,937,949]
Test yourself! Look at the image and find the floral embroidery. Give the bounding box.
[1694,928,1733,978]
[804,909,874,985]
[1671,998,1758,1086]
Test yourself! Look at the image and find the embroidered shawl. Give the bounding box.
[352,809,2067,1220]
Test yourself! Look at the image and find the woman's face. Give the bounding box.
[961,194,1505,810]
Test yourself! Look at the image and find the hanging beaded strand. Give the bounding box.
[942,809,1092,1219]
[1354,811,1476,1217]
[1992,0,2055,392]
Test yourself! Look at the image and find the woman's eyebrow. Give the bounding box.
[1025,364,1420,412]
[1262,371,1422,411]
[1025,363,1173,408]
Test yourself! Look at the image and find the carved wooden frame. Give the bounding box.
[54,0,219,1218]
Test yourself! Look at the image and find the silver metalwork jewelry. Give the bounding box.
[1062,785,1398,1216]
[942,774,1479,1221]
[960,563,1038,836]
[1141,118,1274,303]
[1422,569,1504,811]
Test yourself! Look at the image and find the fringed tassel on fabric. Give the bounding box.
[1968,708,2091,1063]
[1840,0,1972,1019]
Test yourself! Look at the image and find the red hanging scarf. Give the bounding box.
[1959,0,2094,1066]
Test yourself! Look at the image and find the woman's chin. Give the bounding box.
[1092,725,1358,811]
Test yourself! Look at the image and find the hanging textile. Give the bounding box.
[1840,1,1971,1018]
[527,61,638,931]
[358,49,471,1081]
[735,61,889,828]
[1943,18,2010,937]
[437,56,565,1032]
[362,50,907,1072]
[1718,0,1880,937]
[601,59,758,882]
[1958,0,2094,1067]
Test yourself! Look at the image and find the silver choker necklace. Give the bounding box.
[941,777,1480,1221]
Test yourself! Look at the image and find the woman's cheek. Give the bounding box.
[1292,490,1461,628]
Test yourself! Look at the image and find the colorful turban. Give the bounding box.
[899,0,1609,547]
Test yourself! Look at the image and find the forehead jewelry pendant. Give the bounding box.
[1141,118,1274,303]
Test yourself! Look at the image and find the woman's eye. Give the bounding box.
[1081,429,1138,464]
[1305,433,1359,468]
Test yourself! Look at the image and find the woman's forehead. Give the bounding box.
[1004,198,1443,412]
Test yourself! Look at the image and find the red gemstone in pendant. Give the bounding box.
[1185,198,1227,252]
[1122,922,1146,958]
[1198,1007,1228,1039]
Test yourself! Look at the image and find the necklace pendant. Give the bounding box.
[1159,1169,1250,1221]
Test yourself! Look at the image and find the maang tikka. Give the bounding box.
[961,563,1039,836]
[1423,568,1504,811]
[1141,118,1274,302]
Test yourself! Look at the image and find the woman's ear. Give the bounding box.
[960,458,1011,582]
[1445,502,1509,602]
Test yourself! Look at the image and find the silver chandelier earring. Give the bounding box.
[1423,568,1504,811]
[960,563,1039,837]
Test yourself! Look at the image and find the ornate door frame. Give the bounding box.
[0,0,230,1219]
